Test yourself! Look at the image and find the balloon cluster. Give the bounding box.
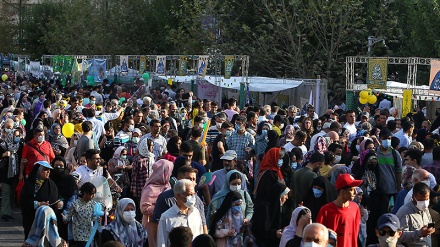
[359,89,377,105]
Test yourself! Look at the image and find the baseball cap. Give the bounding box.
[274,115,286,124]
[335,174,363,190]
[361,112,370,119]
[377,213,400,231]
[34,161,53,169]
[220,150,237,160]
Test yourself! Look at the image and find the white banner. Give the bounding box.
[29,61,41,78]
[120,55,129,74]
[197,80,222,103]
[155,56,166,75]
[197,55,209,78]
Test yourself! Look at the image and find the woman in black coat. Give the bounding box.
[20,161,62,239]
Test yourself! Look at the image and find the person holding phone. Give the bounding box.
[395,182,435,246]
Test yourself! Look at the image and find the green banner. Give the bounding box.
[224,55,234,79]
[178,56,187,76]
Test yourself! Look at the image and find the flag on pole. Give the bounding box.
[308,89,314,106]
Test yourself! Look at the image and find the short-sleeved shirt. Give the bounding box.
[22,139,55,175]
[186,139,205,163]
[144,133,167,159]
[376,147,402,194]
[75,165,110,187]
[226,131,255,161]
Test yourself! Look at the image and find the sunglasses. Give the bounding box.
[379,229,397,237]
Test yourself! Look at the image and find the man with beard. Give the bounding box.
[292,152,325,207]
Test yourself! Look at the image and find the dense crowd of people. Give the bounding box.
[0,75,439,247]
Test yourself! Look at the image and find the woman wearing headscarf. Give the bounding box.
[254,121,272,185]
[22,206,67,247]
[47,123,69,157]
[302,176,338,222]
[301,117,314,150]
[49,156,77,240]
[64,133,81,171]
[265,130,281,153]
[108,146,132,197]
[101,198,148,247]
[352,138,374,178]
[131,137,155,221]
[20,161,62,239]
[163,136,181,162]
[252,182,290,247]
[16,92,32,127]
[140,159,173,247]
[207,170,254,228]
[209,191,244,247]
[279,206,312,247]
[254,147,285,201]
[280,125,295,146]
[0,120,24,221]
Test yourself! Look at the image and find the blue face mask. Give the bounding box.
[231,205,242,214]
[262,129,267,136]
[381,139,391,149]
[291,162,297,170]
[313,188,324,198]
[13,137,20,143]
[278,159,283,167]
[235,123,241,131]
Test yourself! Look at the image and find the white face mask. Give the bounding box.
[230,185,241,192]
[334,155,342,164]
[303,242,321,247]
[279,123,285,129]
[37,136,44,143]
[216,122,222,130]
[378,235,399,247]
[122,210,136,223]
[128,125,134,132]
[132,137,140,144]
[73,140,78,146]
[184,195,196,208]
[415,199,429,211]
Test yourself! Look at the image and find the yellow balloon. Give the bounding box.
[1,74,7,82]
[62,123,75,138]
[359,97,368,104]
[359,91,369,99]
[368,95,377,104]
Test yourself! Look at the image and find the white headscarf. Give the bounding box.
[113,146,126,167]
[279,206,310,247]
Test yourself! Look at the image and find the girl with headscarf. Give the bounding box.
[163,136,181,162]
[254,147,285,201]
[279,206,312,247]
[209,191,245,247]
[302,176,338,222]
[301,117,314,150]
[140,159,173,247]
[351,138,374,178]
[108,146,132,195]
[280,125,295,146]
[16,92,32,125]
[252,182,290,247]
[207,171,254,228]
[20,161,61,239]
[0,121,24,220]
[22,206,67,247]
[64,133,81,172]
[102,198,148,247]
[47,123,69,157]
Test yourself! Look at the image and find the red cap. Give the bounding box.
[335,174,363,190]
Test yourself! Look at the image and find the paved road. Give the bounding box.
[0,206,24,247]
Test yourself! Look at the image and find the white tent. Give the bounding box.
[156,75,304,92]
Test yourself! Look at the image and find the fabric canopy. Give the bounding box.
[156,75,304,92]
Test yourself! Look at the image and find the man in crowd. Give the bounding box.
[367,213,404,247]
[226,116,254,162]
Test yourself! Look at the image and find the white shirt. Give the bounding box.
[284,142,308,156]
[157,204,204,247]
[87,117,105,140]
[343,122,357,141]
[75,165,110,187]
[140,133,167,159]
[99,111,120,124]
